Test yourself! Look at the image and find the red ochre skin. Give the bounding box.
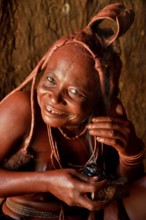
[0,3,146,220]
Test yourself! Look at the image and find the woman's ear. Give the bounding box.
[85,3,134,47]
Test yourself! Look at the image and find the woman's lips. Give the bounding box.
[46,105,66,116]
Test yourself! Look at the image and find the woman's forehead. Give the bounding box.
[46,43,97,76]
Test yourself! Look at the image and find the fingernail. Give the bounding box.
[96,137,103,142]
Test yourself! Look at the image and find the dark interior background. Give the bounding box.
[0,0,146,159]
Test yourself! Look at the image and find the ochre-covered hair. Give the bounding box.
[1,3,134,169]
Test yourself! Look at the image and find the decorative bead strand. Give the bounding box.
[58,126,87,140]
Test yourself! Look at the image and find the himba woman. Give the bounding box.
[0,3,146,220]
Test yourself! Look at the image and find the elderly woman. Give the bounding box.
[0,3,146,220]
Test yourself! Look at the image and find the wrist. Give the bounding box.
[119,139,145,167]
[38,169,60,193]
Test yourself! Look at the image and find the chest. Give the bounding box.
[31,126,97,170]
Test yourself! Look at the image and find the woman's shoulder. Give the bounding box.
[0,90,32,135]
[0,90,35,162]
[1,90,31,113]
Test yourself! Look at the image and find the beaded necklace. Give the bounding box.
[58,126,87,141]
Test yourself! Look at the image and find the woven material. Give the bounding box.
[6,198,59,219]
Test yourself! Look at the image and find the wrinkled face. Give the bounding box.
[37,43,101,129]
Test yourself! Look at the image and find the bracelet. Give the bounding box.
[119,139,145,167]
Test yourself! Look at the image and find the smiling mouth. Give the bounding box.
[46,106,66,116]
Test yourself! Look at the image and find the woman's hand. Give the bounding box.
[45,168,109,211]
[87,99,139,156]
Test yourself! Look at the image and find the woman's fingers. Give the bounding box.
[86,116,133,153]
[88,116,129,129]
[77,193,109,211]
[69,173,109,210]
[78,179,108,194]
[87,117,129,139]
[71,170,108,192]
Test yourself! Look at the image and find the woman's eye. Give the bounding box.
[69,88,86,100]
[47,77,56,85]
[70,88,79,95]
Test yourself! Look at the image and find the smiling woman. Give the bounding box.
[0,3,146,220]
[37,43,101,129]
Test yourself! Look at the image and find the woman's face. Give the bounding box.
[37,44,101,129]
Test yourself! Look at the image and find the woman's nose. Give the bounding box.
[49,90,66,105]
